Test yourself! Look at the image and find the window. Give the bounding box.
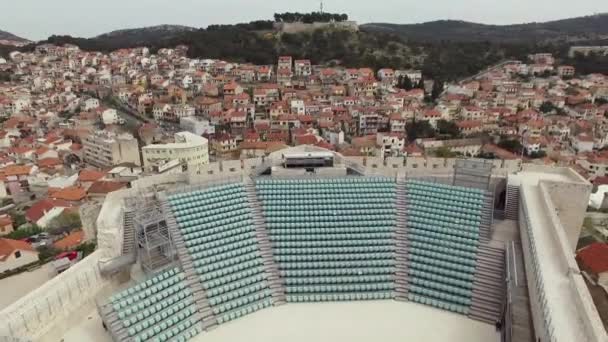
[207,170,214,175]
[372,164,378,168]
[412,164,418,169]
[14,251,21,258]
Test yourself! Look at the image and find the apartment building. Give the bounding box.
[142,132,209,172]
[83,131,141,169]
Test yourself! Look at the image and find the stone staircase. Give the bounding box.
[100,298,205,342]
[99,304,129,342]
[159,199,218,330]
[479,192,495,243]
[243,178,287,305]
[469,244,505,325]
[393,176,409,301]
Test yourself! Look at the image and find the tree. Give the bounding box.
[596,97,608,105]
[9,212,26,228]
[6,224,42,240]
[75,241,96,257]
[416,78,425,90]
[405,120,436,142]
[434,146,457,158]
[436,119,460,138]
[478,151,497,159]
[498,138,523,154]
[48,211,82,236]
[37,245,59,261]
[528,150,547,159]
[539,101,555,113]
[396,75,413,91]
[431,80,444,100]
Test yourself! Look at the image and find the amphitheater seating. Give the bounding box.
[405,180,486,315]
[256,177,397,302]
[168,183,273,325]
[107,267,202,342]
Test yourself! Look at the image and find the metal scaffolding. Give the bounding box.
[453,159,494,190]
[135,193,177,274]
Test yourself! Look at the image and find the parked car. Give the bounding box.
[55,251,79,261]
[51,251,83,274]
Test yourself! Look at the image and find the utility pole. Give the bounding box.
[320,0,324,13]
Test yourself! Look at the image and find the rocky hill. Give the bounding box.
[18,13,608,81]
[361,13,608,43]
[0,29,30,45]
[95,24,197,40]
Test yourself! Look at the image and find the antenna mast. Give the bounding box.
[320,0,324,13]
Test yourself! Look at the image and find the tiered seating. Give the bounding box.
[405,180,486,315]
[168,184,273,325]
[256,177,397,302]
[107,267,202,342]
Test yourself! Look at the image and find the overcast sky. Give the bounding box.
[2,0,607,41]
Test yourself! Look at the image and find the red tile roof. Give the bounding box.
[0,238,35,261]
[294,134,318,145]
[25,199,72,222]
[50,186,87,202]
[53,230,85,250]
[87,181,127,194]
[1,164,32,177]
[38,157,63,168]
[78,169,105,182]
[577,243,608,275]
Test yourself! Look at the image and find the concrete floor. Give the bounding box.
[0,263,54,309]
[61,309,113,342]
[489,219,519,249]
[194,300,499,342]
[65,301,499,342]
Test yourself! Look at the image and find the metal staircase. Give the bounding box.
[243,178,287,305]
[469,244,505,325]
[393,176,409,301]
[504,185,520,221]
[159,198,218,330]
[121,205,136,256]
[479,191,495,243]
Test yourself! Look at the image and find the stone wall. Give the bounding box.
[274,21,359,34]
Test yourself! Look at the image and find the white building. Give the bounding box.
[572,133,595,153]
[101,108,119,125]
[180,117,215,136]
[83,131,141,168]
[82,98,100,111]
[142,132,209,172]
[0,238,39,273]
[173,105,196,119]
[323,130,345,146]
[294,60,312,77]
[9,97,30,114]
[395,69,422,84]
[506,165,605,342]
[290,100,305,115]
[376,133,405,157]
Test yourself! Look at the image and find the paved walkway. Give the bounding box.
[195,300,499,342]
[0,263,54,309]
[61,309,113,342]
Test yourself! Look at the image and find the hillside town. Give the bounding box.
[0,44,607,270]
